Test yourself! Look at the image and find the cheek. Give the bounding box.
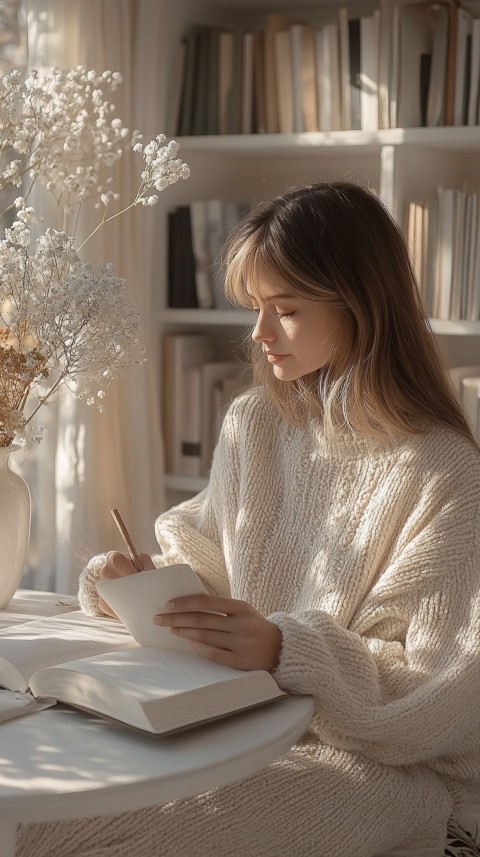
[314,312,343,353]
[299,321,338,371]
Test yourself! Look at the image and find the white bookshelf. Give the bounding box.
[160,308,255,325]
[156,1,480,500]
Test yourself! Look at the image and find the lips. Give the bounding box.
[265,351,289,363]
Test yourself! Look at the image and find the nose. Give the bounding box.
[251,310,276,344]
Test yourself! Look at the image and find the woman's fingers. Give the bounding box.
[97,596,118,619]
[154,610,229,632]
[100,551,134,578]
[100,550,154,581]
[97,550,153,618]
[187,639,244,667]
[153,596,282,671]
[162,594,246,615]
[170,625,233,650]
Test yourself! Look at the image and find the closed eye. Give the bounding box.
[249,306,296,319]
[272,310,295,319]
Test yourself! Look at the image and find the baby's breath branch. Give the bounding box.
[0,66,189,445]
[76,201,136,252]
[24,371,67,424]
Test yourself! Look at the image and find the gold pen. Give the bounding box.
[110,507,144,573]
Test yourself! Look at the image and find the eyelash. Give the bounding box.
[251,308,295,319]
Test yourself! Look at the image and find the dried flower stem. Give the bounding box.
[0,66,190,445]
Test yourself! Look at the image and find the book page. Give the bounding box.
[30,647,285,734]
[0,614,136,692]
[72,647,268,693]
[36,647,257,696]
[96,564,208,651]
[0,690,56,723]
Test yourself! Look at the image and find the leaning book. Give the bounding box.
[0,565,286,734]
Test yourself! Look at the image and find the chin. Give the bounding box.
[272,365,297,382]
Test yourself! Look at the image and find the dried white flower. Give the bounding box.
[0,65,190,445]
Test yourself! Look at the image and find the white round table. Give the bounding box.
[0,587,315,857]
[0,695,314,856]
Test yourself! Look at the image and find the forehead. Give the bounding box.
[246,269,296,301]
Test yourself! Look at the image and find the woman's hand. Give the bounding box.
[154,595,282,672]
[97,550,155,618]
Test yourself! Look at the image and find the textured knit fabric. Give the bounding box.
[18,387,480,857]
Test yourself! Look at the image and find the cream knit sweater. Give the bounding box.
[17,388,480,857]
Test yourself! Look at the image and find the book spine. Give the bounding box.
[449,189,466,320]
[167,41,186,136]
[181,366,203,477]
[275,29,294,133]
[339,7,351,130]
[168,208,198,309]
[264,14,282,133]
[299,24,318,132]
[423,198,439,318]
[467,19,480,126]
[360,13,379,131]
[206,28,220,135]
[205,199,229,309]
[253,30,267,134]
[290,25,305,133]
[218,31,234,135]
[178,29,198,135]
[192,27,210,135]
[190,201,215,309]
[434,188,455,320]
[162,334,214,476]
[469,192,480,321]
[377,0,392,129]
[241,32,255,134]
[348,18,361,130]
[453,9,472,126]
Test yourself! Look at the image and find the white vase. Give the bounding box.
[0,445,31,609]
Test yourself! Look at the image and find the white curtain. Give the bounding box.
[19,0,170,593]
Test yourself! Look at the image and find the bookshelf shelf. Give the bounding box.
[161,308,255,326]
[176,127,480,156]
[430,320,480,335]
[176,131,385,156]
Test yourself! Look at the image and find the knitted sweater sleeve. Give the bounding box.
[77,410,236,615]
[77,488,232,614]
[269,475,480,768]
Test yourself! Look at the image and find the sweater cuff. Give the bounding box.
[78,552,165,616]
[268,612,316,694]
[77,553,108,616]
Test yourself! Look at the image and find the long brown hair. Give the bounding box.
[224,181,477,447]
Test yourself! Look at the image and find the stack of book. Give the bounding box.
[168,3,480,136]
[162,333,252,478]
[406,188,480,321]
[168,199,248,309]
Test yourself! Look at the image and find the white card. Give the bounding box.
[96,564,207,651]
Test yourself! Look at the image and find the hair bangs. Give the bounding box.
[224,210,336,308]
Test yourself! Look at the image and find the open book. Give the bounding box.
[0,565,285,734]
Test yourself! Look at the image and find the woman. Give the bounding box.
[18,182,480,857]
